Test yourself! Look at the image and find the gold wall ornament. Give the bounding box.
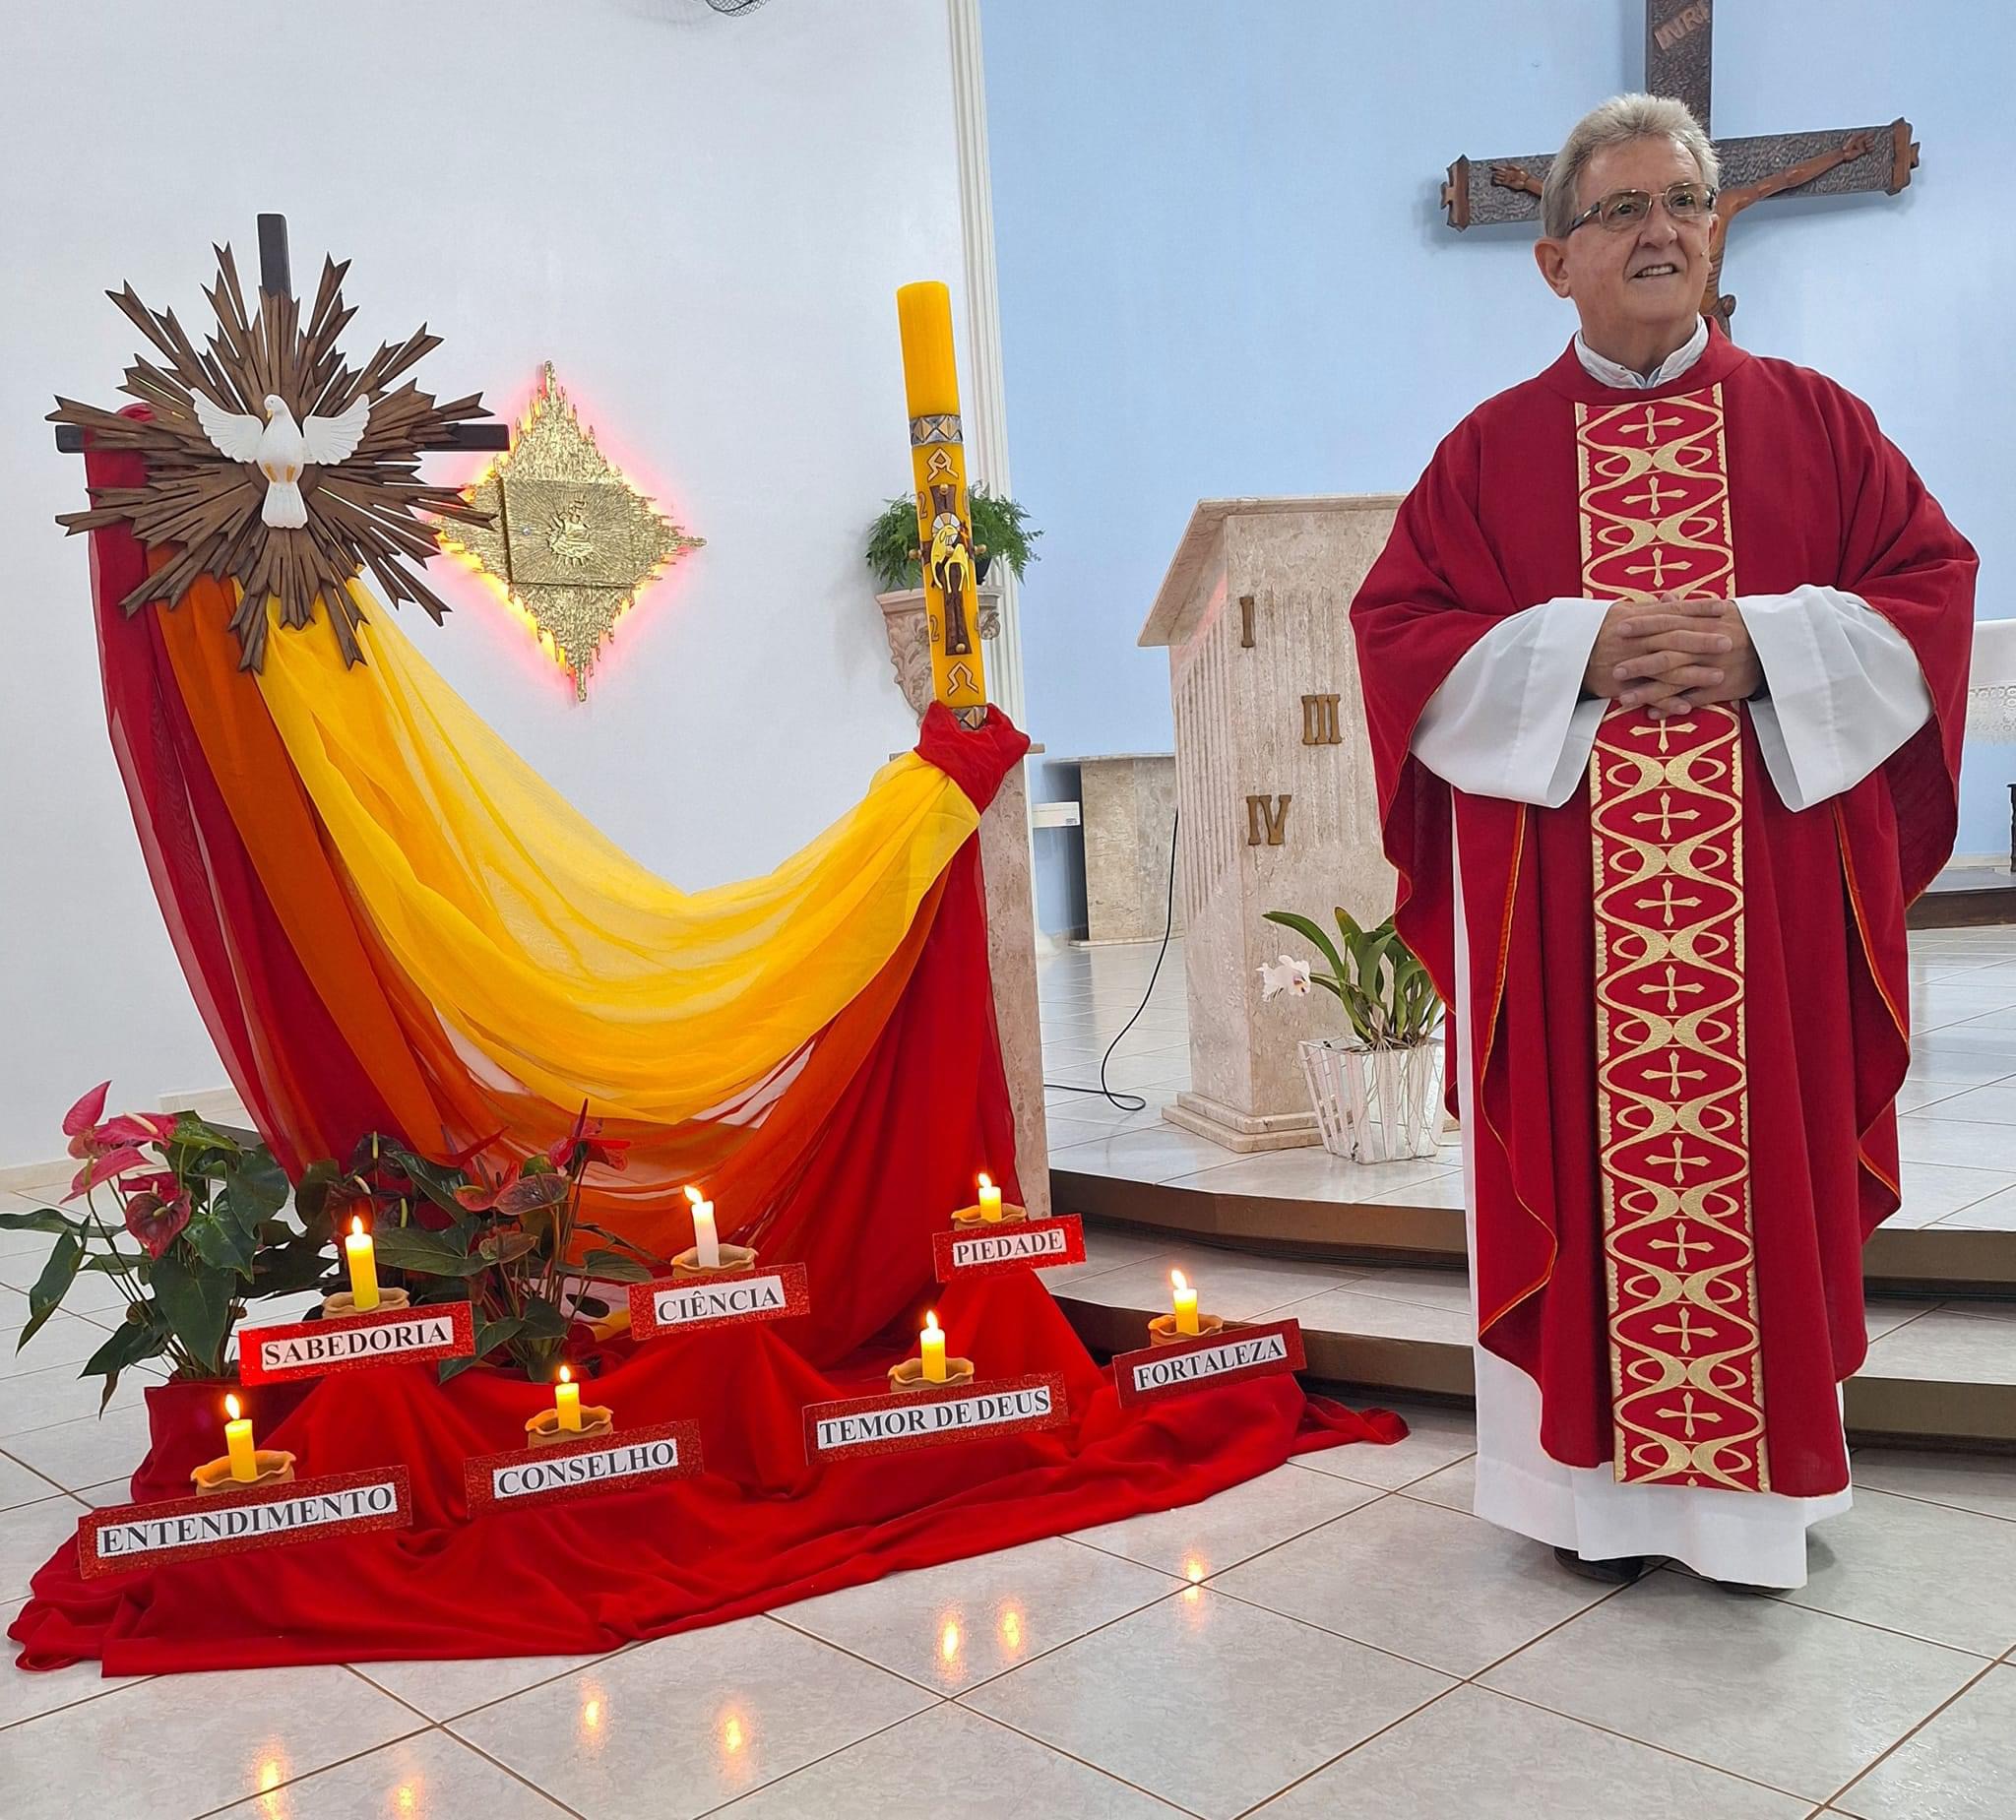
[436,364,703,699]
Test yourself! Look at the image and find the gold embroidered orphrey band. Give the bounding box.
[1579,383,1769,1492]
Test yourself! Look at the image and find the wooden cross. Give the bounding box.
[1439,0,1920,336]
[53,215,509,455]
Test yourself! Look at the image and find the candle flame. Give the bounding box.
[977,1171,992,1192]
[684,1183,703,1206]
[1171,1269,1189,1292]
[557,1365,573,1385]
[924,1309,940,1335]
[224,1393,242,1420]
[350,1215,366,1238]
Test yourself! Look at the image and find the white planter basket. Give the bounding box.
[1299,1037,1445,1162]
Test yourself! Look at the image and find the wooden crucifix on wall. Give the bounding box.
[1439,0,1919,336]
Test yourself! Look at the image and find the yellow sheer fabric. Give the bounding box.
[253,582,979,1123]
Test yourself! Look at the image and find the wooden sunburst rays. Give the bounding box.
[49,244,495,669]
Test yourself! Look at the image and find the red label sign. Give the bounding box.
[77,1466,412,1579]
[931,1215,1087,1283]
[237,1301,476,1384]
[627,1262,811,1340]
[1109,1319,1306,1408]
[803,1372,1069,1464]
[463,1419,703,1517]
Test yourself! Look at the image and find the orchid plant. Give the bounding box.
[1260,909,1441,1048]
[0,1084,328,1403]
[310,1106,662,1381]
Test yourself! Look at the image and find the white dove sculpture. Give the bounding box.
[193,391,372,529]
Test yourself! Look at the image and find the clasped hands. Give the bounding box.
[1581,592,1763,719]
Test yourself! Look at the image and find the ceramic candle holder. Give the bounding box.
[670,1242,758,1280]
[321,1286,410,1319]
[951,1201,1028,1227]
[1148,1311,1225,1347]
[190,1449,296,1494]
[525,1405,614,1447]
[887,1354,976,1393]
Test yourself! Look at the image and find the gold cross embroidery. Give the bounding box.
[1625,546,1692,592]
[1619,405,1683,444]
[1635,878,1702,928]
[1625,473,1681,514]
[1648,1140,1710,1185]
[1655,1389,1720,1438]
[1643,964,1704,1014]
[1653,1305,1715,1354]
[1649,1049,1707,1098]
[1651,1219,1714,1265]
[1633,790,1699,842]
[1625,718,1698,756]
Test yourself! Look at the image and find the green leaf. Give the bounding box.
[292,1158,342,1231]
[20,1232,85,1349]
[371,1224,489,1278]
[476,1230,539,1266]
[515,1296,570,1343]
[1262,910,1347,984]
[249,1234,336,1301]
[220,1150,289,1224]
[185,1205,258,1278]
[81,1316,167,1384]
[578,1248,657,1284]
[148,1251,232,1371]
[443,1311,524,1382]
[0,1206,88,1236]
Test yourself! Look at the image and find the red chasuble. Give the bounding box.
[1354,330,1976,1497]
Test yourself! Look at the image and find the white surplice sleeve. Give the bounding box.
[1740,585,1932,811]
[1411,598,1610,807]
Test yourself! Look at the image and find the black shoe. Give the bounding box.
[1552,1545,1657,1585]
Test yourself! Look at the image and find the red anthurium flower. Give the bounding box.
[97,1112,178,1149]
[65,1146,151,1202]
[62,1082,111,1147]
[546,1105,631,1173]
[123,1182,192,1258]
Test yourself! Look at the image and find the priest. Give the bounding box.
[1353,93,1976,1589]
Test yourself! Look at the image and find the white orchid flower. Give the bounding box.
[1258,954,1313,1000]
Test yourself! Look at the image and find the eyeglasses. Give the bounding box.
[1565,181,1718,234]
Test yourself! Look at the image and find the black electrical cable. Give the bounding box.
[1043,809,1180,1114]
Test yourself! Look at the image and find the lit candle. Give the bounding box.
[345,1215,380,1312]
[977,1172,1003,1223]
[920,1309,947,1382]
[1171,1269,1199,1336]
[555,1365,582,1431]
[223,1392,257,1482]
[686,1184,721,1270]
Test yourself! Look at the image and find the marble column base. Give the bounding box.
[1164,1089,1320,1154]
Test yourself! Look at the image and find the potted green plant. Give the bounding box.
[319,1108,662,1383]
[864,483,1040,594]
[1260,909,1445,1161]
[0,1083,333,1495]
[866,486,1040,716]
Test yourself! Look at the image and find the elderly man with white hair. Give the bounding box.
[1353,94,1977,1589]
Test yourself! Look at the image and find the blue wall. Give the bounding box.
[983,0,2013,929]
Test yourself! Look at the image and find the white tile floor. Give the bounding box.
[0,933,2009,1813]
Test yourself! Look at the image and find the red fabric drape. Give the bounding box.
[26,435,1407,1675]
[12,1277,1402,1675]
[1351,333,1976,1494]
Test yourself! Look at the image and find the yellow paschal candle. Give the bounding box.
[345,1216,380,1312]
[223,1393,257,1482]
[555,1365,582,1431]
[977,1172,1003,1223]
[920,1310,948,1383]
[1171,1270,1199,1337]
[896,282,961,417]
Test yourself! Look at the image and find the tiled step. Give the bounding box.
[1053,1160,2016,1299]
[1048,1224,2016,1451]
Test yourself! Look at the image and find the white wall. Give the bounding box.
[0,0,967,1164]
